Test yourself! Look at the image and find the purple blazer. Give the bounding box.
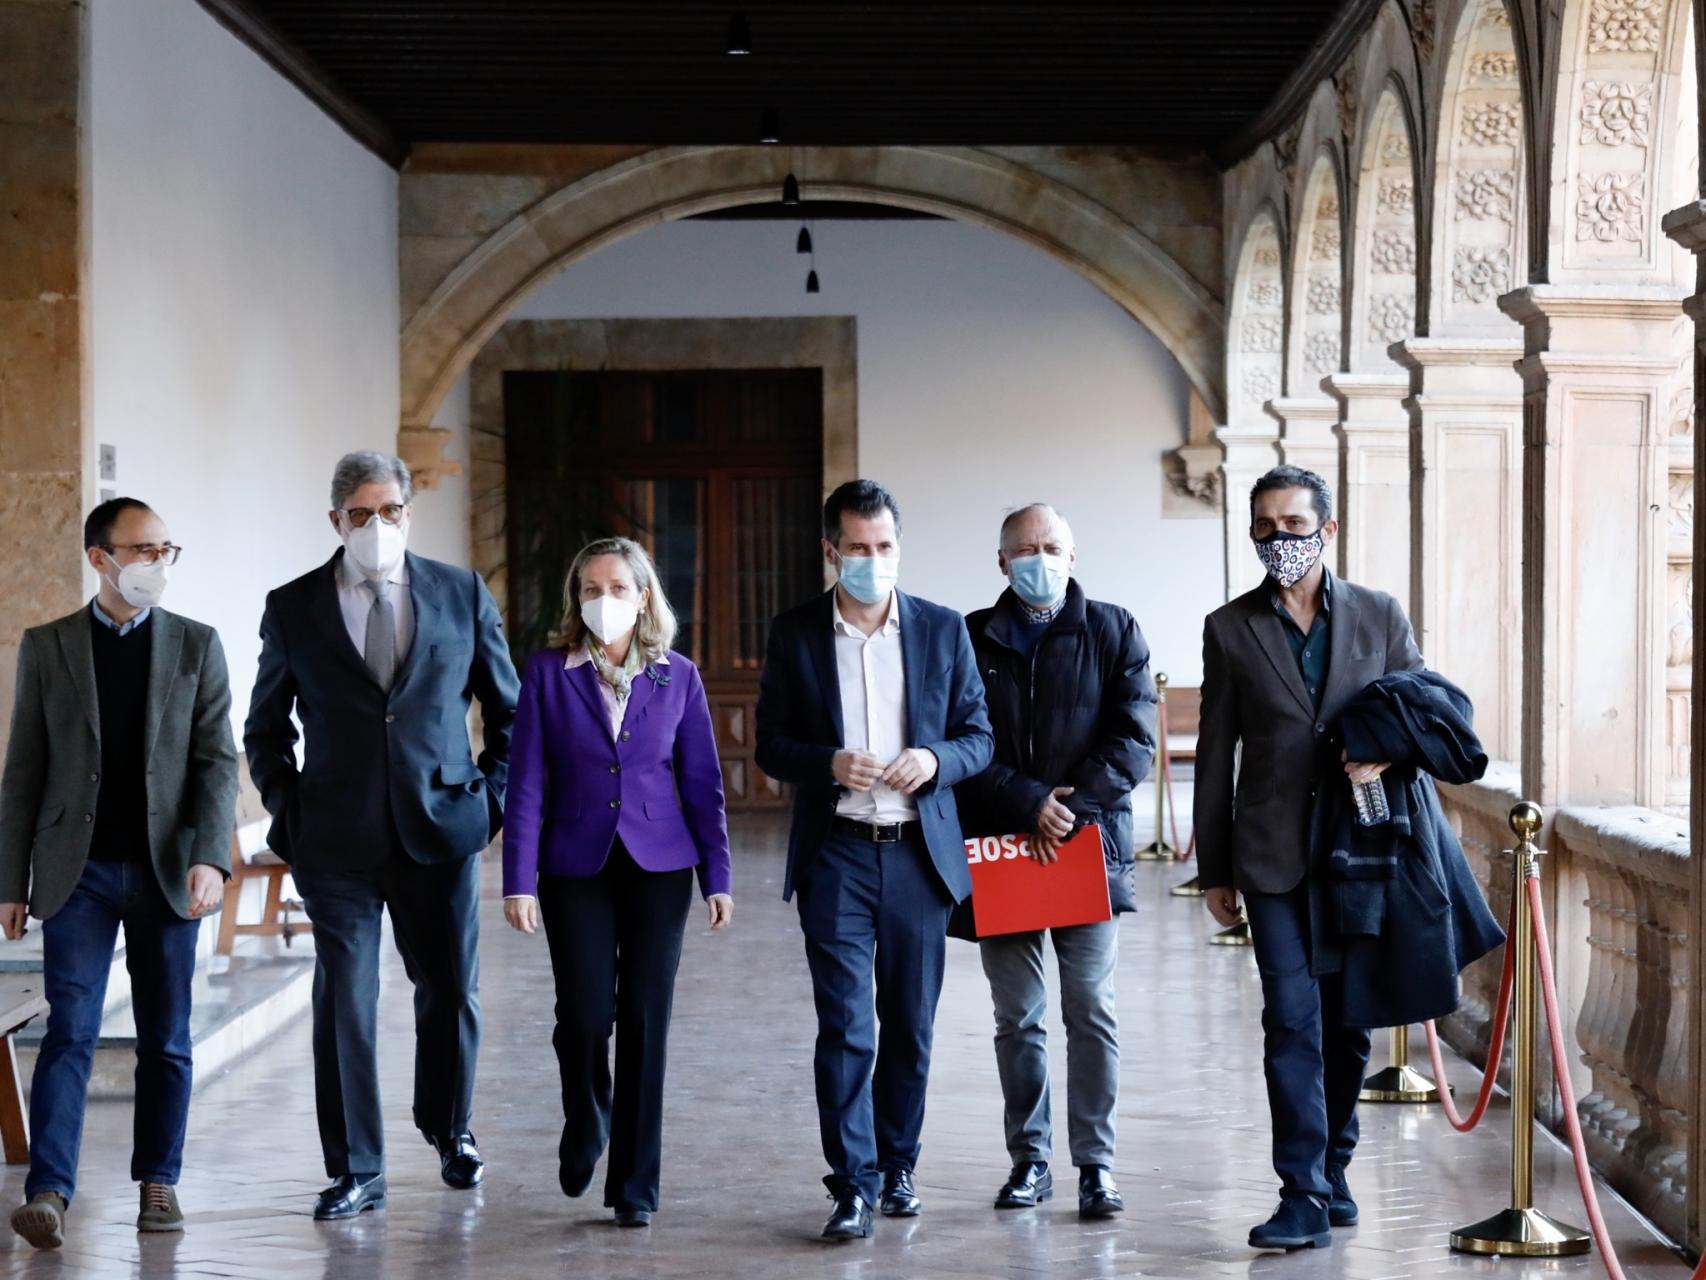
[502,647,732,899]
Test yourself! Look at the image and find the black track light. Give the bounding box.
[806,269,820,294]
[726,11,752,55]
[796,226,813,254]
[782,173,800,205]
[759,107,780,144]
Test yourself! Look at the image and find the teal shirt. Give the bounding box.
[1269,569,1332,710]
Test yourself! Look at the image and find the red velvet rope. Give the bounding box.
[1421,883,1518,1132]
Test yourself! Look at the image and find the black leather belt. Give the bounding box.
[832,817,920,844]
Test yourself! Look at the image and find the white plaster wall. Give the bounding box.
[87,0,401,731]
[430,218,1221,682]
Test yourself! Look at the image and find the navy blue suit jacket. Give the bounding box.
[755,590,994,903]
[243,550,520,873]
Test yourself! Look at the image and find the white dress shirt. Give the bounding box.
[832,592,915,822]
[337,552,415,668]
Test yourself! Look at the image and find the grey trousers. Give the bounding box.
[979,918,1120,1168]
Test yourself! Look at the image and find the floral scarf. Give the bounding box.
[588,639,645,715]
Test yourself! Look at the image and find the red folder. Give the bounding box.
[965,826,1112,937]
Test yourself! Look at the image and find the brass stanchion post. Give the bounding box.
[1208,916,1253,945]
[1136,672,1174,860]
[1169,872,1205,898]
[1359,1024,1439,1102]
[1449,801,1590,1257]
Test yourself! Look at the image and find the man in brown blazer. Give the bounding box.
[1194,465,1422,1253]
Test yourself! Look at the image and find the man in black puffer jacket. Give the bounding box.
[956,503,1157,1221]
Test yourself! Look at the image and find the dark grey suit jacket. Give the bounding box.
[1193,574,1423,895]
[0,606,239,920]
[243,550,519,874]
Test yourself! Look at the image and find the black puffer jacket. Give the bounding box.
[956,580,1159,918]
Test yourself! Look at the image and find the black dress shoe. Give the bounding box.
[1326,1166,1358,1226]
[880,1168,921,1217]
[821,1191,873,1241]
[995,1162,1053,1209]
[314,1174,387,1221]
[613,1208,652,1228]
[1078,1165,1124,1219]
[427,1133,484,1190]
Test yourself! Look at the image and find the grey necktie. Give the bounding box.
[363,578,397,691]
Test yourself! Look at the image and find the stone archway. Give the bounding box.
[397,144,1227,453]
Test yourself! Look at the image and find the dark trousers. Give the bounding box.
[538,845,692,1214]
[1244,885,1373,1204]
[28,861,200,1204]
[293,848,481,1178]
[796,829,951,1205]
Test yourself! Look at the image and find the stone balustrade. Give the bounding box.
[1554,805,1691,1244]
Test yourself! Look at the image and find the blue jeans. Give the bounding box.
[1244,886,1372,1206]
[27,861,201,1204]
[797,829,952,1205]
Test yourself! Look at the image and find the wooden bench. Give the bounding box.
[216,762,312,956]
[1163,683,1200,765]
[0,979,46,1163]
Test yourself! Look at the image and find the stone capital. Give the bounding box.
[1322,372,1409,433]
[1499,283,1689,321]
[1661,200,1706,255]
[1212,420,1280,464]
[1389,336,1524,372]
[1263,395,1340,430]
[1498,286,1689,389]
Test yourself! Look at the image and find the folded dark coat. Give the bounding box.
[1310,670,1505,1029]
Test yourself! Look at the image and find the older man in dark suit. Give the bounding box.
[756,479,993,1242]
[0,497,237,1248]
[245,452,518,1220]
[1195,464,1422,1253]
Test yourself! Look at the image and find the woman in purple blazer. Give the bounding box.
[502,537,733,1228]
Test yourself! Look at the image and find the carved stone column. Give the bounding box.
[1323,372,1411,604]
[1500,285,1688,810]
[1214,421,1280,599]
[1264,396,1342,566]
[1660,195,1706,1251]
[1392,337,1524,760]
[0,0,86,767]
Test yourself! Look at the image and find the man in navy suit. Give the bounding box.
[244,452,519,1220]
[756,479,993,1241]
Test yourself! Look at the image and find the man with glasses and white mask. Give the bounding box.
[0,498,237,1247]
[245,451,519,1220]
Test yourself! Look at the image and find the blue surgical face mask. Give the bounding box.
[1007,553,1069,608]
[835,553,899,606]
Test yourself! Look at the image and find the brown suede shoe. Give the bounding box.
[137,1183,184,1233]
[10,1192,67,1249]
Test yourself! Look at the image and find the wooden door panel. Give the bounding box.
[504,367,821,813]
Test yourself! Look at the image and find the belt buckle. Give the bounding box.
[871,822,898,844]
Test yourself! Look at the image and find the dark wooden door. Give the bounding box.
[503,368,823,810]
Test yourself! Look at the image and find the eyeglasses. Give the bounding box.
[341,505,407,529]
[101,543,182,566]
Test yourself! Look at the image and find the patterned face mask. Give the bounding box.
[1254,528,1325,588]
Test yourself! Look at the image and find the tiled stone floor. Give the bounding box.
[0,799,1691,1278]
